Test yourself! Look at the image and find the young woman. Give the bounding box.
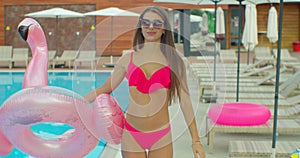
[84,6,206,158]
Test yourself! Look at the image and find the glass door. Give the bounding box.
[229,7,244,48]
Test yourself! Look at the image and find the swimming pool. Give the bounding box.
[0,71,129,158]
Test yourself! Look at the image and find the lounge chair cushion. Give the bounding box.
[229,140,300,158]
[208,102,271,126]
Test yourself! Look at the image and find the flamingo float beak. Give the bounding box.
[18,25,31,41]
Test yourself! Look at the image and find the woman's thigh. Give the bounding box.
[148,143,173,158]
[121,130,146,158]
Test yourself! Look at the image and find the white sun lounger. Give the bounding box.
[194,65,274,78]
[253,46,275,64]
[219,49,237,63]
[191,60,268,75]
[216,68,292,93]
[199,67,289,101]
[10,48,29,69]
[0,45,13,68]
[48,50,56,68]
[74,50,99,69]
[273,48,299,63]
[217,70,300,100]
[52,50,78,69]
[229,140,300,158]
[219,94,300,108]
[276,104,300,119]
[206,118,300,153]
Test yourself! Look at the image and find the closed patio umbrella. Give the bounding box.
[25,8,84,55]
[242,3,258,65]
[216,7,225,42]
[200,12,209,34]
[267,6,278,55]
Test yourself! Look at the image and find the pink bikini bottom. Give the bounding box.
[124,120,171,149]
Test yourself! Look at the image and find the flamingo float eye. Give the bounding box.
[18,25,30,41]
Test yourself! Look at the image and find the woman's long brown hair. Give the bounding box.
[132,6,189,105]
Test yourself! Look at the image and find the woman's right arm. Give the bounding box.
[84,53,130,103]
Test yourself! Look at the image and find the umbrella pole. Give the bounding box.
[236,0,244,102]
[94,16,96,51]
[211,0,220,101]
[56,16,58,55]
[247,46,250,65]
[213,1,217,82]
[110,17,113,64]
[271,42,274,57]
[271,1,283,158]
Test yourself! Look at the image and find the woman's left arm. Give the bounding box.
[179,89,206,158]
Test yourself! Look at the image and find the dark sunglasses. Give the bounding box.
[140,19,164,29]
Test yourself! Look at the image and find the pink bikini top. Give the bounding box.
[125,52,171,93]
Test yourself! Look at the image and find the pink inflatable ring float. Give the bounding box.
[0,18,124,157]
[77,93,125,145]
[92,94,124,144]
[0,87,99,157]
[208,102,271,126]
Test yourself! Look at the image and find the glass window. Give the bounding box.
[230,8,243,48]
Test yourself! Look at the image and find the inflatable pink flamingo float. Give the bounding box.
[0,18,124,157]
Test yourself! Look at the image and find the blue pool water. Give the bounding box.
[0,71,129,158]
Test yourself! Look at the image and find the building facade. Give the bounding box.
[1,0,299,56]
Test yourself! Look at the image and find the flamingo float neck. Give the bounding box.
[18,18,49,89]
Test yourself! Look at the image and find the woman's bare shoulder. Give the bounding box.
[116,50,134,67]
